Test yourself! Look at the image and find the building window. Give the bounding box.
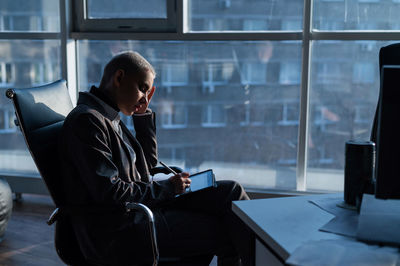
[354,105,373,124]
[316,62,342,84]
[278,102,299,126]
[281,19,302,31]
[161,63,189,92]
[313,105,340,131]
[243,19,268,31]
[318,20,345,31]
[241,62,267,85]
[0,109,17,133]
[160,103,188,129]
[279,62,301,85]
[31,62,59,85]
[202,63,234,93]
[202,104,227,127]
[353,63,375,84]
[0,62,15,86]
[159,146,186,164]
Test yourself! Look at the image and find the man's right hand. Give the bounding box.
[169,172,191,194]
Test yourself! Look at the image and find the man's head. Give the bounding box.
[99,51,156,116]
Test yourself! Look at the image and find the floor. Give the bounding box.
[0,194,63,266]
[0,194,218,266]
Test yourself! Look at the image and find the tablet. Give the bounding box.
[187,169,215,193]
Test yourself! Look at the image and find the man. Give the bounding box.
[59,51,253,266]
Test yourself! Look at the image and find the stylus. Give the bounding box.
[159,161,178,175]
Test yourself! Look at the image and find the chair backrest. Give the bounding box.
[5,80,92,265]
[6,80,73,206]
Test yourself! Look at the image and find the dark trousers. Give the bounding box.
[154,180,254,266]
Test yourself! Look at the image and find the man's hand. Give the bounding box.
[136,86,156,114]
[168,172,191,195]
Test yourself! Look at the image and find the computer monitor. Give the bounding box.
[374,65,400,199]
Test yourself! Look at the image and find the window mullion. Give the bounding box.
[60,0,78,106]
[297,0,312,191]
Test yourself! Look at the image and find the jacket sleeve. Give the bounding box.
[133,110,158,169]
[64,111,174,208]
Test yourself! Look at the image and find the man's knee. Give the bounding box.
[216,180,249,201]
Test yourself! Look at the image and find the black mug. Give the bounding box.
[344,140,375,210]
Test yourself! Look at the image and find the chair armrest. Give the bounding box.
[47,207,60,225]
[125,202,159,266]
[149,166,183,176]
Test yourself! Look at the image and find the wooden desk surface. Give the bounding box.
[232,193,345,261]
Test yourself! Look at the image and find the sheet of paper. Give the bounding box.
[286,239,400,266]
[309,196,360,237]
[357,194,400,246]
[319,213,358,238]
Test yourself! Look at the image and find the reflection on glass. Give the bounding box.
[0,0,59,32]
[313,0,400,30]
[87,0,167,19]
[307,41,393,192]
[78,40,302,190]
[189,0,303,31]
[0,40,61,175]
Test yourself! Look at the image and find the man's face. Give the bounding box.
[115,69,154,116]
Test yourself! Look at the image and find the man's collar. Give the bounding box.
[77,89,120,122]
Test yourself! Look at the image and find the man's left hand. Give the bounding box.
[136,86,156,114]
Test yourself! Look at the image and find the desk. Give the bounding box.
[232,193,345,265]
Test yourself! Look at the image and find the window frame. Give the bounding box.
[72,0,177,32]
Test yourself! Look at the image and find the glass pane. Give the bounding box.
[0,0,59,32]
[189,0,303,31]
[78,40,302,190]
[87,0,167,19]
[0,40,61,175]
[313,0,400,30]
[307,41,392,191]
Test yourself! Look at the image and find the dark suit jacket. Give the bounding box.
[59,91,175,264]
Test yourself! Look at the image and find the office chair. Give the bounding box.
[6,80,207,266]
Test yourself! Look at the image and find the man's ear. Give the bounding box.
[113,69,125,88]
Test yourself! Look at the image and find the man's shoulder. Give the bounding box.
[64,104,106,129]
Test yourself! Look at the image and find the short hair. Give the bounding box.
[99,51,156,88]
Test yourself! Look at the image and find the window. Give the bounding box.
[240,103,282,126]
[278,102,299,126]
[201,104,227,127]
[243,19,268,31]
[161,63,189,92]
[159,102,188,129]
[74,0,176,32]
[189,0,304,31]
[313,0,396,30]
[353,63,375,84]
[0,0,59,32]
[31,62,60,85]
[354,104,374,124]
[87,0,167,19]
[202,63,233,93]
[241,63,267,85]
[281,20,302,31]
[0,62,15,86]
[0,108,16,133]
[315,62,342,84]
[3,0,399,192]
[158,146,186,166]
[279,62,301,85]
[0,0,61,176]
